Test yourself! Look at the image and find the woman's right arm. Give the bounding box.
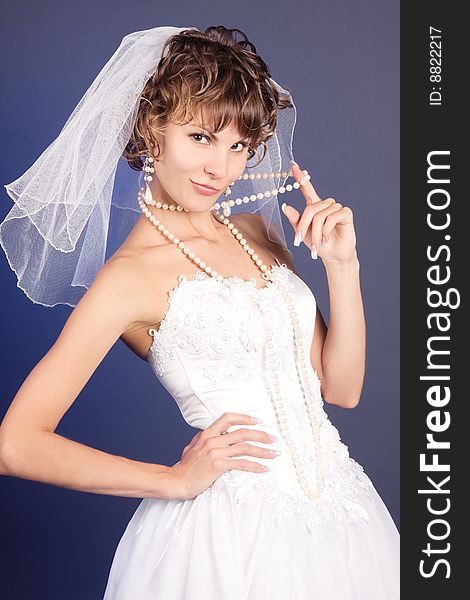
[0,258,278,500]
[0,258,182,500]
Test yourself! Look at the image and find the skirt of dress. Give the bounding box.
[102,479,400,600]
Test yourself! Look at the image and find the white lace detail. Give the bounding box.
[146,275,188,377]
[147,264,294,382]
[207,416,375,532]
[146,263,375,530]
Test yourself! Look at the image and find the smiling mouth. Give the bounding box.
[190,180,221,192]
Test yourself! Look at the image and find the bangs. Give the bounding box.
[171,83,270,147]
[123,26,293,170]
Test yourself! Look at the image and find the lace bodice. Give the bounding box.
[146,263,374,531]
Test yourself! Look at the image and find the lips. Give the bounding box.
[190,180,221,192]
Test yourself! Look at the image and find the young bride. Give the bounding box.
[0,25,399,599]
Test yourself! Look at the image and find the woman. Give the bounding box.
[0,25,399,599]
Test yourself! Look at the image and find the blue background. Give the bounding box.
[0,1,399,597]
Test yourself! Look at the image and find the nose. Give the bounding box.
[204,149,230,181]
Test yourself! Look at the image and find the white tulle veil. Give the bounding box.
[0,25,297,307]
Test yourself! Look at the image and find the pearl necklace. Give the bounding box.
[137,196,325,500]
[142,155,311,216]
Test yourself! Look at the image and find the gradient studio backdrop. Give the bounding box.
[0,1,399,598]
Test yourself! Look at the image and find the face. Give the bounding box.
[150,112,253,212]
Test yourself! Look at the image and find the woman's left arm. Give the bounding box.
[281,162,365,409]
[319,253,364,408]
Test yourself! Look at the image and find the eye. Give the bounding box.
[231,141,248,152]
[190,133,254,157]
[247,146,256,159]
[235,142,257,158]
[190,133,210,145]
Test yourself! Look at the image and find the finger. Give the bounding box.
[281,202,301,231]
[291,162,321,205]
[221,458,269,474]
[310,225,317,259]
[309,203,343,250]
[181,434,201,457]
[321,206,352,245]
[225,442,280,459]
[220,428,274,447]
[205,412,261,438]
[185,430,202,452]
[293,200,336,247]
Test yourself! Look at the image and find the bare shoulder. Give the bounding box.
[69,255,155,338]
[94,251,171,331]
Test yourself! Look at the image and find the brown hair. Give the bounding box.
[123,25,293,170]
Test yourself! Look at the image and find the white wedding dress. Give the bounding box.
[103,262,400,599]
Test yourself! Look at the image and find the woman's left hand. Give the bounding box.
[282,162,357,262]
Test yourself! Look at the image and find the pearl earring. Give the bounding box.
[143,155,155,206]
[141,154,186,211]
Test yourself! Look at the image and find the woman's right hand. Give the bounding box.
[169,412,280,500]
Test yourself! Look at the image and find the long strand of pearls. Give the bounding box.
[267,281,325,500]
[137,195,325,500]
[141,154,311,215]
[214,170,309,217]
[137,196,271,282]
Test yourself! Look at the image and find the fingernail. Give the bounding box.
[270,449,282,456]
[251,416,263,423]
[263,465,271,472]
[311,245,318,260]
[281,202,287,215]
[294,231,302,246]
[321,236,326,247]
[290,160,298,166]
[269,434,280,441]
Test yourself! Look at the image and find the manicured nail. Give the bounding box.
[311,245,318,260]
[251,416,263,423]
[294,230,302,246]
[262,465,271,472]
[281,202,287,215]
